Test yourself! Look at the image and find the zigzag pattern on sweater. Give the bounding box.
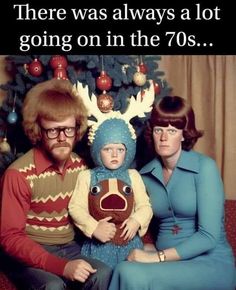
[26,224,71,232]
[28,212,69,222]
[31,191,73,203]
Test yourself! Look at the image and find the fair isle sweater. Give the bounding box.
[0,147,87,276]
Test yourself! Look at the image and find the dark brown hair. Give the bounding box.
[144,96,203,154]
[22,79,88,145]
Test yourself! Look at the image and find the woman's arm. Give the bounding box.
[128,247,181,262]
[175,157,224,260]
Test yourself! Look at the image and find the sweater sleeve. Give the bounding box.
[175,157,225,259]
[129,169,153,237]
[0,169,68,276]
[69,170,98,237]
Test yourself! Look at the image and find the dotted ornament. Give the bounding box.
[97,92,114,113]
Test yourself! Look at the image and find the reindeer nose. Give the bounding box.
[101,194,126,210]
[99,179,128,211]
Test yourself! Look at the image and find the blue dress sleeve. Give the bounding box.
[175,156,225,259]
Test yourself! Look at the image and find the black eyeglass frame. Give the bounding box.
[40,126,78,139]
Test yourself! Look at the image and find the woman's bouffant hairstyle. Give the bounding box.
[22,78,88,145]
[144,96,203,154]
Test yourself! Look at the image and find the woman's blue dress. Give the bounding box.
[109,150,235,290]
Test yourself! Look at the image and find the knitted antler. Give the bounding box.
[122,82,155,123]
[73,81,155,144]
[73,81,105,125]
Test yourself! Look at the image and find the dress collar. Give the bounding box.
[140,150,200,180]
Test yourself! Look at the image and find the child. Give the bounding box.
[69,82,154,268]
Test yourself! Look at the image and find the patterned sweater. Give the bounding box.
[0,148,86,276]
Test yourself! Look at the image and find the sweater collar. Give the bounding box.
[34,147,73,175]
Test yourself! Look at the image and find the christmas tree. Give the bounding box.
[0,55,171,173]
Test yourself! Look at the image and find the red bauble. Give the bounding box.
[97,92,114,113]
[139,63,148,74]
[54,67,68,80]
[28,59,43,77]
[96,71,112,91]
[153,81,161,94]
[50,55,68,69]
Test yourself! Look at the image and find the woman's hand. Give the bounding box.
[120,217,140,241]
[127,249,160,263]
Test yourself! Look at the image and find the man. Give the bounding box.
[0,79,112,290]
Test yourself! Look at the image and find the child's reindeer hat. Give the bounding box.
[73,82,155,170]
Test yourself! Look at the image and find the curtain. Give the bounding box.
[159,56,236,200]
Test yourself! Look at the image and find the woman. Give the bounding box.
[109,96,235,290]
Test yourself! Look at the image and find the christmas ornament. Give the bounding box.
[97,92,114,113]
[7,94,18,124]
[96,71,112,91]
[50,55,68,80]
[7,110,18,124]
[139,62,148,74]
[28,59,43,77]
[54,67,68,80]
[133,71,147,86]
[0,137,11,153]
[153,81,161,95]
[50,55,68,69]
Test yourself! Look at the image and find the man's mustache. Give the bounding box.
[52,142,71,149]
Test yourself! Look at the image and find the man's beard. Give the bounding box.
[48,142,73,163]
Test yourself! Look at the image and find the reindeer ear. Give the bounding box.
[122,81,155,123]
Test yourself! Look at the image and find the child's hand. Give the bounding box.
[120,217,140,241]
[92,216,116,243]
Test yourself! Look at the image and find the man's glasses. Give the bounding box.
[41,126,77,139]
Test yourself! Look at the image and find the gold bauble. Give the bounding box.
[0,137,11,153]
[133,71,147,86]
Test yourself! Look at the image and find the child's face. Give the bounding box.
[100,143,126,170]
